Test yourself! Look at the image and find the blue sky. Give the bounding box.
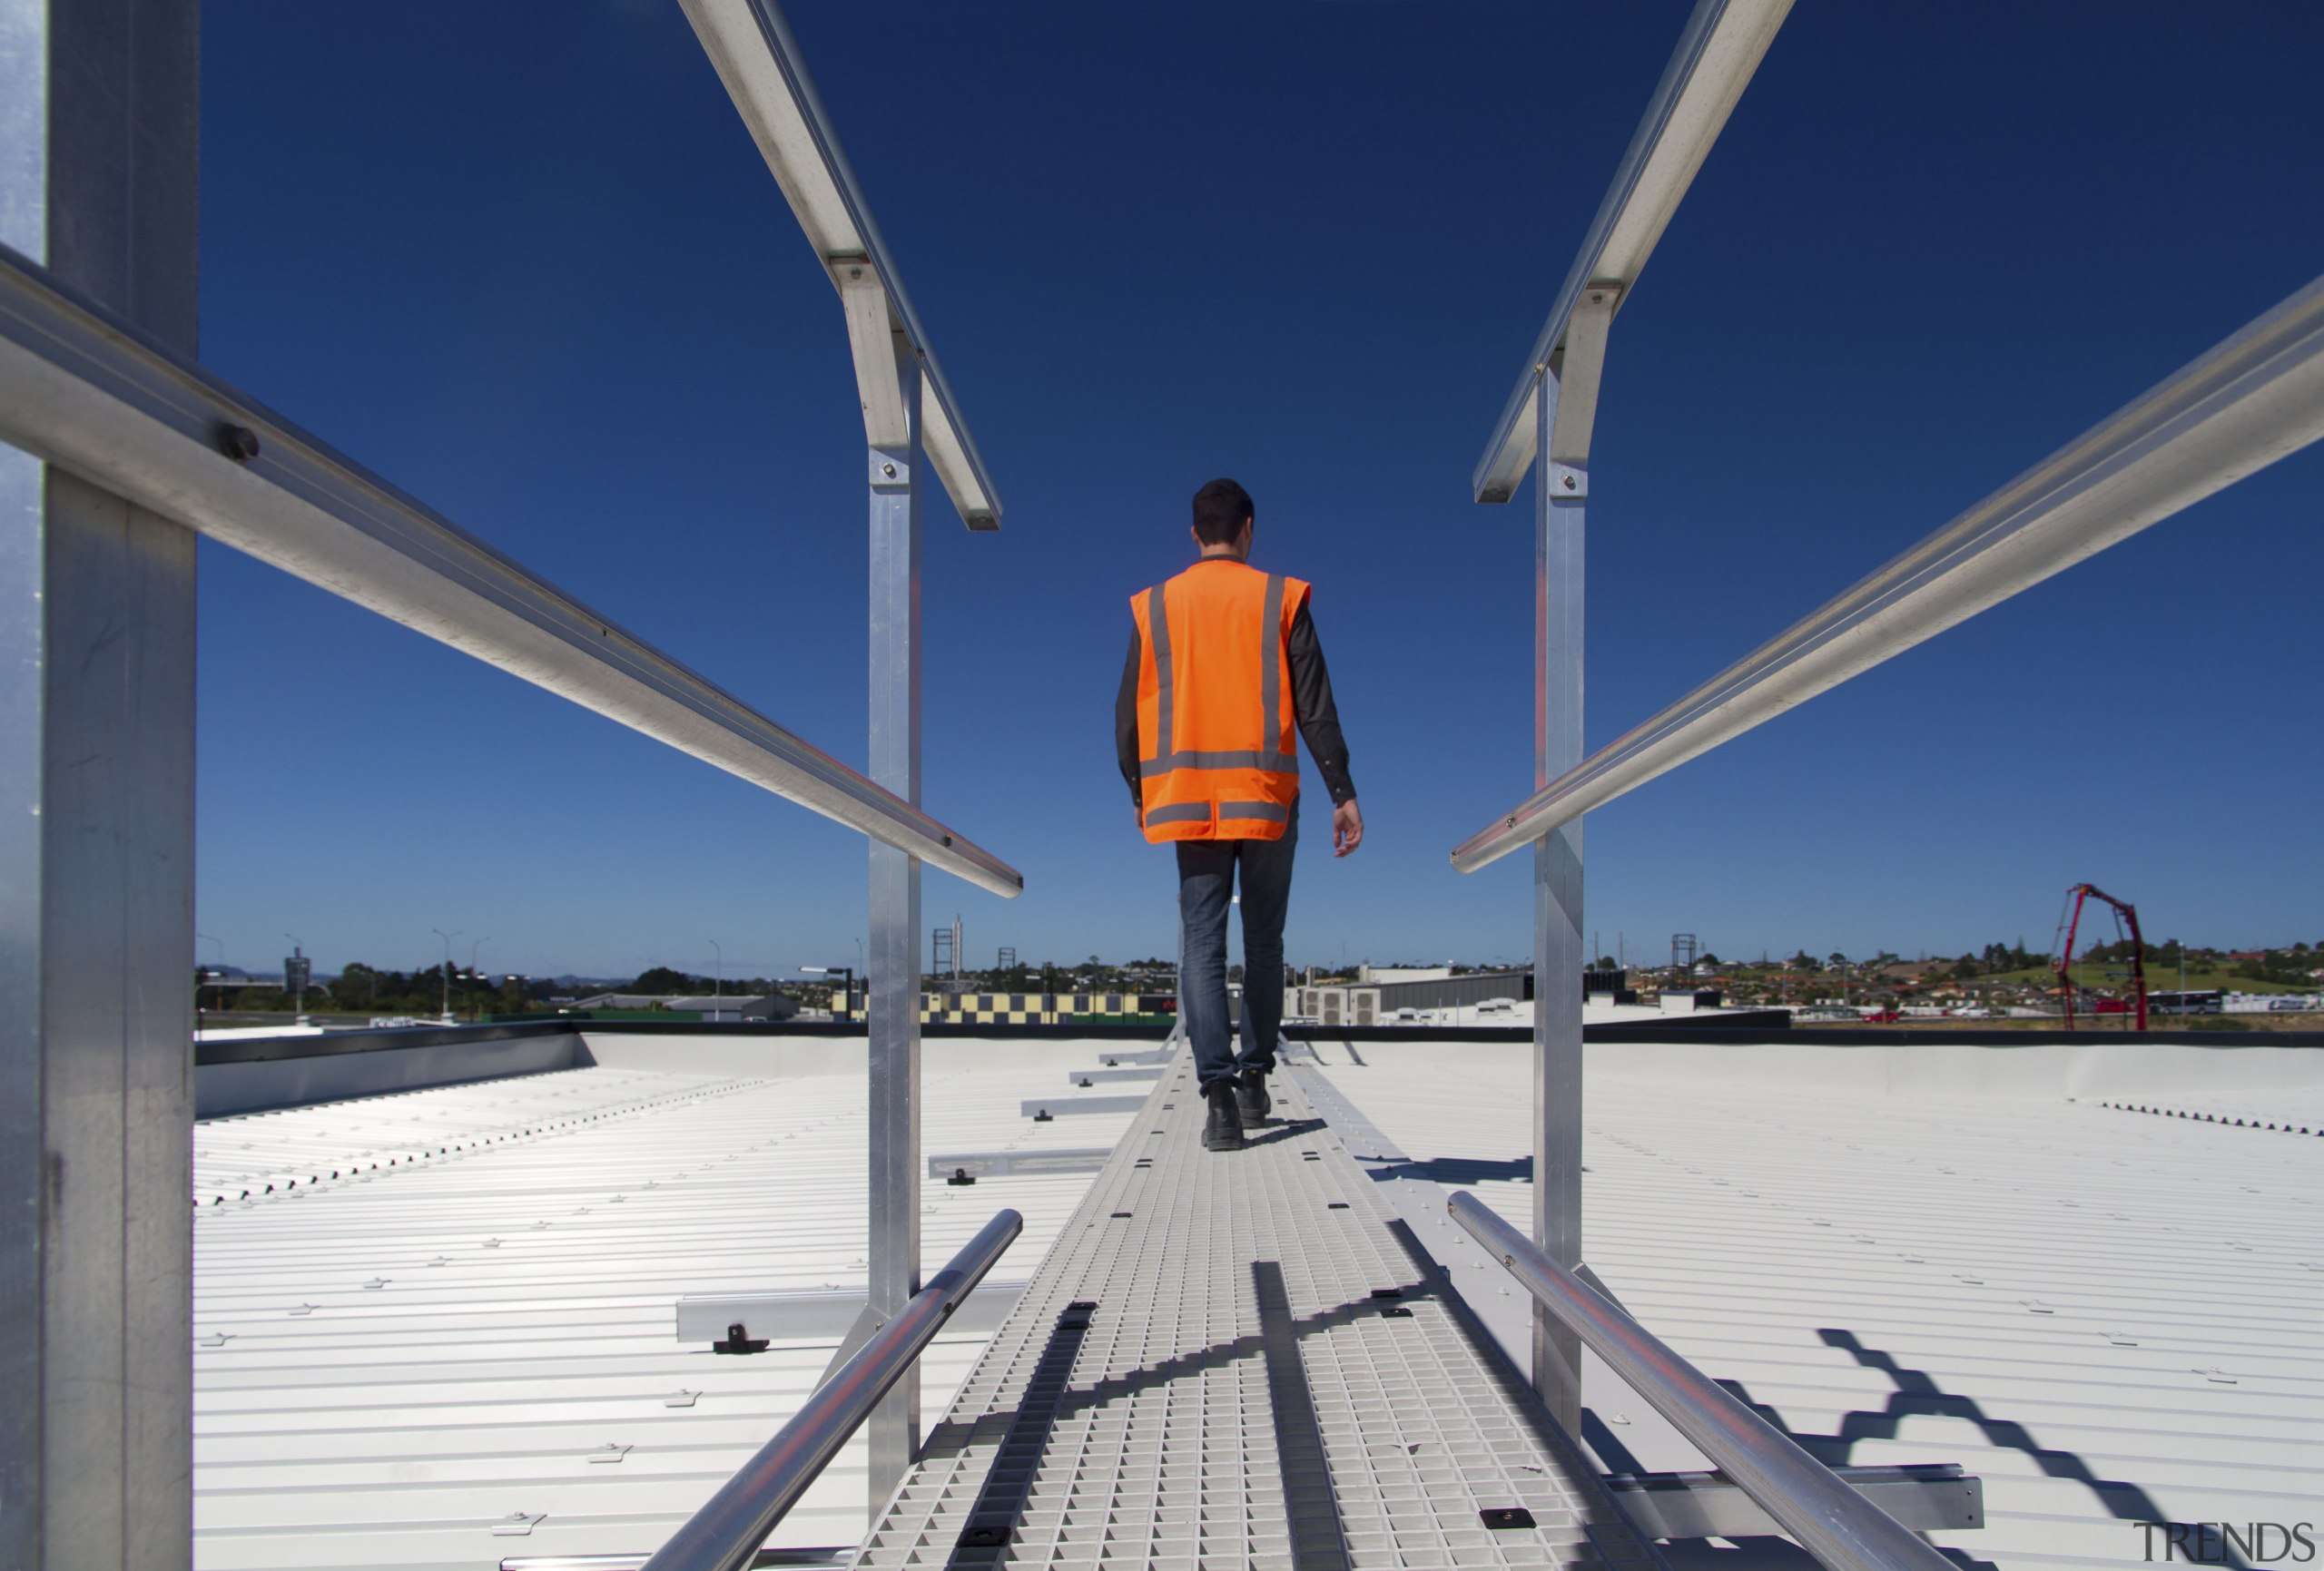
[193,2,2323,981]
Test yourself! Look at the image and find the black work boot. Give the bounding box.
[1202,1082,1246,1151]
[1235,1068,1271,1125]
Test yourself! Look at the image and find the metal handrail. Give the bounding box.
[675,0,1000,529]
[1447,1193,1953,1571]
[506,1553,849,1571]
[641,1209,1024,1571]
[1452,269,2324,874]
[1471,0,1791,503]
[0,241,1021,897]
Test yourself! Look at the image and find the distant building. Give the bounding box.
[923,993,1174,1025]
[571,993,660,1010]
[1290,986,1384,1027]
[567,992,798,1022]
[668,995,798,1022]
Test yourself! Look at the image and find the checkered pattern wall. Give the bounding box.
[919,992,1175,1025]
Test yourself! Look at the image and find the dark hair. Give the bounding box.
[1191,477,1254,545]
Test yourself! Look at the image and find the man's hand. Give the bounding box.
[1332,798,1364,858]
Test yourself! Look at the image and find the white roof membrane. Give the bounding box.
[192,1031,2320,1570]
[1309,1039,2323,1571]
[192,1038,1141,1571]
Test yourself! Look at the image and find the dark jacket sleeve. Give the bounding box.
[1116,624,1144,810]
[1287,599,1357,806]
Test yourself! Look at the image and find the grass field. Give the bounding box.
[1794,1010,2324,1033]
[1931,961,2316,994]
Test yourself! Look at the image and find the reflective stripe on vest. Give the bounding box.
[1146,584,1173,761]
[1259,572,1285,768]
[1138,748,1295,779]
[1146,800,1293,829]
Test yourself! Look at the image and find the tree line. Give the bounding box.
[197,963,808,1016]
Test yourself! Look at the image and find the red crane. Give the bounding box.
[2053,884,2147,1032]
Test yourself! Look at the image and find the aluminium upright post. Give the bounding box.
[0,2,201,1566]
[1520,282,1613,1434]
[841,263,925,1508]
[1530,361,1586,1435]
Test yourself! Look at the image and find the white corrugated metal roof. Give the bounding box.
[192,1038,1140,1571]
[1308,1039,2323,1571]
[195,1031,2320,1571]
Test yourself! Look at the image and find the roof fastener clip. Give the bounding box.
[712,1321,769,1355]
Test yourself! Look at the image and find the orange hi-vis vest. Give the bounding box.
[1131,559,1309,842]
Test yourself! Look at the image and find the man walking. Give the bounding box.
[1117,478,1363,1151]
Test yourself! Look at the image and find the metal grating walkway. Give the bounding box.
[861,1049,1659,1569]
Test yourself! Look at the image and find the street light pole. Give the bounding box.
[803,966,855,1025]
[468,938,492,1021]
[284,933,306,1017]
[198,932,223,1014]
[710,939,723,998]
[432,928,459,1023]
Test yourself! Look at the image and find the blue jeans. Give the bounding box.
[1177,799,1297,1092]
